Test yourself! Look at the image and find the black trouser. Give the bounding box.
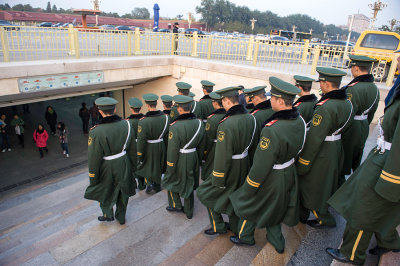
[82,119,89,134]
[17,134,24,147]
[38,147,48,157]
[48,123,56,134]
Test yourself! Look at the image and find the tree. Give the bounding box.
[52,4,57,13]
[46,1,51,13]
[378,25,391,32]
[131,7,150,19]
[177,14,184,20]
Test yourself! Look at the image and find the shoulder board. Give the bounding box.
[139,117,145,120]
[219,116,230,124]
[294,102,302,107]
[348,81,359,87]
[170,121,177,126]
[251,109,260,115]
[265,120,278,127]
[316,99,329,106]
[90,125,98,131]
[207,113,215,119]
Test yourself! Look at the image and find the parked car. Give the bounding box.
[38,22,53,27]
[62,23,72,28]
[0,20,20,31]
[130,26,145,33]
[52,23,63,27]
[99,25,115,31]
[320,40,354,56]
[158,28,171,33]
[115,25,132,32]
[255,34,269,42]
[184,28,206,37]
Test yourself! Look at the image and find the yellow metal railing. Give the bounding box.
[0,26,398,86]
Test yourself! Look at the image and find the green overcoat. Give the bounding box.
[127,113,144,177]
[296,89,353,213]
[328,88,400,236]
[231,109,306,227]
[197,105,258,216]
[162,113,205,198]
[136,111,169,184]
[202,108,226,181]
[198,95,215,121]
[84,115,137,207]
[249,100,275,152]
[293,94,318,124]
[170,101,202,121]
[341,74,379,175]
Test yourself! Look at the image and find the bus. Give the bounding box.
[270,30,312,42]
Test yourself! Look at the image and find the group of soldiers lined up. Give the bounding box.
[84,54,400,265]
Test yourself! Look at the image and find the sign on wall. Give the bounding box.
[18,71,104,93]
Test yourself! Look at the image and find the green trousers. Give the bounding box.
[168,191,194,217]
[340,224,400,264]
[300,205,336,227]
[100,191,128,223]
[207,208,239,235]
[237,219,285,251]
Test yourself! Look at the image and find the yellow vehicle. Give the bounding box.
[353,30,400,81]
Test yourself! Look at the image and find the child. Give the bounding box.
[57,122,69,158]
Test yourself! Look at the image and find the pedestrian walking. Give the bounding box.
[0,114,11,152]
[84,97,137,225]
[57,122,69,158]
[45,106,57,135]
[79,102,91,134]
[198,80,216,122]
[10,114,25,148]
[33,123,49,158]
[293,75,318,125]
[89,102,100,127]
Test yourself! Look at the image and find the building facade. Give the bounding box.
[348,14,370,33]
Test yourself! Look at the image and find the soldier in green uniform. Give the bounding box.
[198,80,216,122]
[197,86,257,236]
[170,82,202,121]
[244,92,255,112]
[127,97,146,190]
[202,92,226,181]
[230,77,305,253]
[161,95,173,117]
[293,75,318,125]
[340,55,380,186]
[326,77,400,265]
[84,97,137,225]
[136,93,169,194]
[296,67,353,228]
[162,95,205,219]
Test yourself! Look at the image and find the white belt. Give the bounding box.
[213,139,217,143]
[377,137,391,152]
[203,119,207,123]
[103,151,127,160]
[273,158,295,170]
[232,150,248,159]
[147,139,163,143]
[306,127,310,132]
[354,114,368,121]
[325,134,341,141]
[180,148,196,153]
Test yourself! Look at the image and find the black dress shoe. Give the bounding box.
[186,214,193,219]
[145,186,153,194]
[326,248,362,265]
[204,228,227,235]
[225,222,231,231]
[230,235,255,246]
[166,206,183,212]
[98,216,114,222]
[306,219,335,229]
[117,219,125,225]
[369,246,400,256]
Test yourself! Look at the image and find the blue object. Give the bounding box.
[153,4,160,32]
[385,76,400,105]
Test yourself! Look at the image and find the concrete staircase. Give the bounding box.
[0,170,394,266]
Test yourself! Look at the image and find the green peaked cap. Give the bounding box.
[316,67,347,83]
[173,95,193,104]
[95,97,118,111]
[243,86,267,97]
[294,75,314,87]
[209,91,221,100]
[201,80,215,87]
[189,92,196,98]
[348,55,378,68]
[128,97,143,108]
[160,95,173,103]
[215,86,241,97]
[143,93,159,104]
[269,77,301,98]
[176,82,192,91]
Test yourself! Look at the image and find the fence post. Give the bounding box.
[246,35,254,61]
[134,28,141,55]
[301,39,310,64]
[207,35,212,60]
[191,31,198,57]
[0,28,9,62]
[73,28,80,59]
[67,24,76,56]
[252,40,259,66]
[310,46,321,74]
[386,53,399,87]
[127,31,132,56]
[171,32,176,55]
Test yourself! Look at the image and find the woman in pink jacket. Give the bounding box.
[33,123,49,158]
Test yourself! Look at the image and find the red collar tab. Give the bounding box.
[265,120,278,127]
[207,113,215,119]
[251,109,260,115]
[294,102,302,107]
[348,81,359,87]
[316,99,329,106]
[219,116,230,124]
